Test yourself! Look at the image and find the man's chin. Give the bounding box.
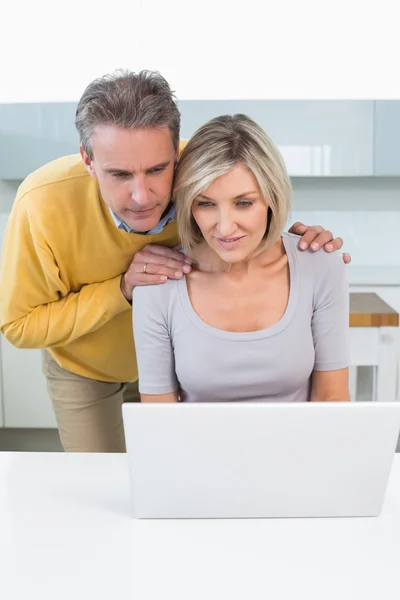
[125,213,162,233]
[128,221,158,232]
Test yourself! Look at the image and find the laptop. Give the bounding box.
[122,401,400,519]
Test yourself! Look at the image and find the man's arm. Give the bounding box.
[0,209,130,349]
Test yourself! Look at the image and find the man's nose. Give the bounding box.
[131,176,150,206]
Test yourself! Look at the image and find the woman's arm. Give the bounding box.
[311,250,350,400]
[141,391,179,403]
[310,368,350,402]
[133,282,179,401]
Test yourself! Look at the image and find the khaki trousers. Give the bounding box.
[41,350,140,453]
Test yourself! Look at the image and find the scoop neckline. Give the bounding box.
[177,233,299,341]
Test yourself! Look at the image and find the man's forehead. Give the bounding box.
[92,124,176,169]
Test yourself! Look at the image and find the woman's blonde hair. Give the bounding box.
[174,114,292,256]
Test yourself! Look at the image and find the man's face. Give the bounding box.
[81,125,177,232]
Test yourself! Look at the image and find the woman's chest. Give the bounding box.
[187,273,290,332]
[173,321,315,402]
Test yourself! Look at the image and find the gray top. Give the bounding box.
[133,233,350,403]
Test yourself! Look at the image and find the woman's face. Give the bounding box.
[191,163,269,263]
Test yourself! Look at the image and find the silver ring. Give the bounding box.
[143,264,148,273]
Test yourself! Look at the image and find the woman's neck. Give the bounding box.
[191,238,286,279]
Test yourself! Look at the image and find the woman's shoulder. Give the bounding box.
[282,231,346,299]
[282,231,344,270]
[133,277,181,313]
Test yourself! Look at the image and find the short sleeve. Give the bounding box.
[312,252,350,371]
[132,283,178,394]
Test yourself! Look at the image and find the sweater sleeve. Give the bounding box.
[0,206,130,349]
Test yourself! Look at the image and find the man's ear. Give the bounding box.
[80,145,97,178]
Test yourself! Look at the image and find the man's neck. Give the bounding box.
[138,200,173,235]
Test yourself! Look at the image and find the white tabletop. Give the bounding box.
[0,452,399,600]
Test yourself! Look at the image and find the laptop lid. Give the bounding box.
[122,402,400,519]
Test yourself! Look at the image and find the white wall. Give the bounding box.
[290,177,400,266]
[2,0,398,102]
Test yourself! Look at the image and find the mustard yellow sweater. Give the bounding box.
[0,155,179,382]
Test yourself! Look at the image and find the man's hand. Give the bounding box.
[120,245,192,302]
[288,222,351,264]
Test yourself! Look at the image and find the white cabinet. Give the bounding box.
[262,101,374,177]
[0,337,56,428]
[1,100,377,180]
[179,100,374,176]
[374,101,400,175]
[0,103,79,180]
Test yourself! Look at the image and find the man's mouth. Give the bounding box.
[131,207,157,216]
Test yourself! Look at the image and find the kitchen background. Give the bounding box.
[1,99,400,451]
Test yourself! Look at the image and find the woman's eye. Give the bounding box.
[196,201,214,208]
[237,201,254,207]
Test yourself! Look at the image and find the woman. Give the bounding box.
[133,114,350,403]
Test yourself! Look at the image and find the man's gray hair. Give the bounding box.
[75,69,181,158]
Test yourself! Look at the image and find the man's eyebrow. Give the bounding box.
[104,161,171,174]
[104,168,131,174]
[146,161,171,172]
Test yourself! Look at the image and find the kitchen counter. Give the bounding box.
[0,452,399,600]
[350,292,399,327]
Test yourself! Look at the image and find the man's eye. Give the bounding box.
[112,172,129,178]
[149,167,165,174]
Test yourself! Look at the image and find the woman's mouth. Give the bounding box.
[216,236,245,250]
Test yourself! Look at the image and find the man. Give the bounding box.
[0,70,349,452]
